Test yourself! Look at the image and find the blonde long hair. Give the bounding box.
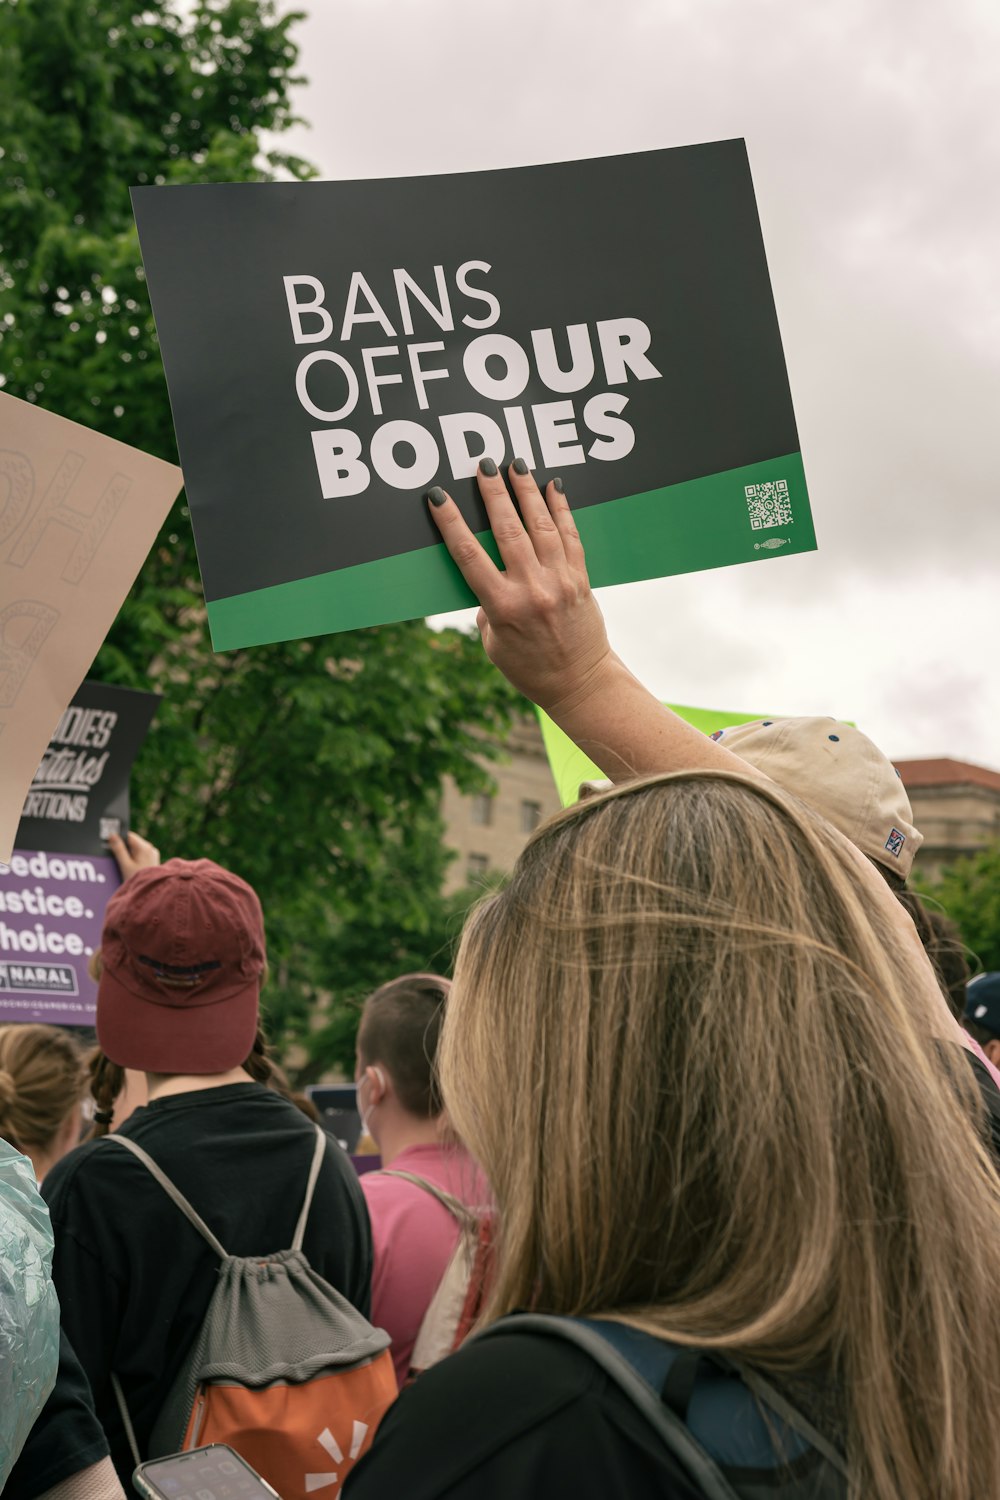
[439,770,1000,1500]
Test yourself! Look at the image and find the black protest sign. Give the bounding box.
[132,141,814,649]
[16,680,159,855]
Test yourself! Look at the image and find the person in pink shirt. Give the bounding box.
[356,973,490,1388]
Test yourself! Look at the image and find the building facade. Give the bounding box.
[442,723,1000,891]
[440,714,563,891]
[895,758,1000,883]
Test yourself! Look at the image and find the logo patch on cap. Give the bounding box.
[137,954,222,988]
[884,828,906,859]
[710,729,725,741]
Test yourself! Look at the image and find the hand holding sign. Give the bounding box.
[132,145,814,647]
[107,830,160,882]
[429,461,760,789]
[0,395,181,862]
[428,461,614,714]
[430,463,954,1060]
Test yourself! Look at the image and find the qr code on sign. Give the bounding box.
[745,480,792,530]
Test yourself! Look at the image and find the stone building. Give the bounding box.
[440,714,562,891]
[895,758,1000,883]
[441,719,1000,891]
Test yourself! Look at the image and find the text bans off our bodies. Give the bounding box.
[282,262,663,497]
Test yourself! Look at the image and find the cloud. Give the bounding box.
[281,0,1000,765]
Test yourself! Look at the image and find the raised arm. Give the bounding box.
[426,459,764,786]
[106,830,160,882]
[426,461,961,1042]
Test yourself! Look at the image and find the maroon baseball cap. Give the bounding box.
[96,859,266,1074]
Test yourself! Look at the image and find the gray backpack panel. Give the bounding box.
[151,1247,388,1454]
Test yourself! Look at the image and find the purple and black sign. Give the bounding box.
[17,680,159,857]
[0,851,120,1025]
[0,680,157,1025]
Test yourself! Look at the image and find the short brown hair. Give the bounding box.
[357,974,450,1118]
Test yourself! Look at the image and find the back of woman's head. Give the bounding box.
[0,1024,86,1153]
[441,770,1000,1500]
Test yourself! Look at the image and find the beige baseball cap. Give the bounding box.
[712,717,922,879]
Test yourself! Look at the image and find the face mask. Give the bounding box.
[357,1066,385,1139]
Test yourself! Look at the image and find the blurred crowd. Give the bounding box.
[3,462,1000,1500]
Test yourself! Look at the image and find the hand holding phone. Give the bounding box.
[133,1445,280,1500]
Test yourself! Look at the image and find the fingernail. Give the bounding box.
[511,457,529,476]
[552,477,564,493]
[426,486,447,507]
[478,457,498,477]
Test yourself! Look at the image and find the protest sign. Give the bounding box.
[0,849,116,1026]
[132,141,814,651]
[0,393,182,862]
[538,704,782,807]
[0,681,156,1024]
[16,680,158,856]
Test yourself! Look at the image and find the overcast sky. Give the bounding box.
[277,0,1000,764]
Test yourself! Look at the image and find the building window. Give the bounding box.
[467,852,490,881]
[470,792,493,826]
[520,799,542,834]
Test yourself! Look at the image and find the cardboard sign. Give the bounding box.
[0,850,118,1025]
[0,393,182,862]
[132,141,814,650]
[538,704,782,807]
[17,680,159,855]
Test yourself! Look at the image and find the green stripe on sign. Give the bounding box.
[206,451,811,650]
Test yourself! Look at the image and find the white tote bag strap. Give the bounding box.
[379,1168,478,1229]
[292,1124,328,1251]
[383,1169,484,1374]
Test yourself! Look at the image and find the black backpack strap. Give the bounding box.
[476,1313,742,1500]
[661,1345,703,1419]
[726,1359,848,1478]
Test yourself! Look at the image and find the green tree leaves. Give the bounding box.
[1,0,518,1076]
[916,843,1000,977]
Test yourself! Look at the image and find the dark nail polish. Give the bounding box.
[478,457,498,478]
[552,477,564,493]
[512,457,529,476]
[426,486,447,507]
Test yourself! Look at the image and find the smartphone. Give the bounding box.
[133,1444,280,1500]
